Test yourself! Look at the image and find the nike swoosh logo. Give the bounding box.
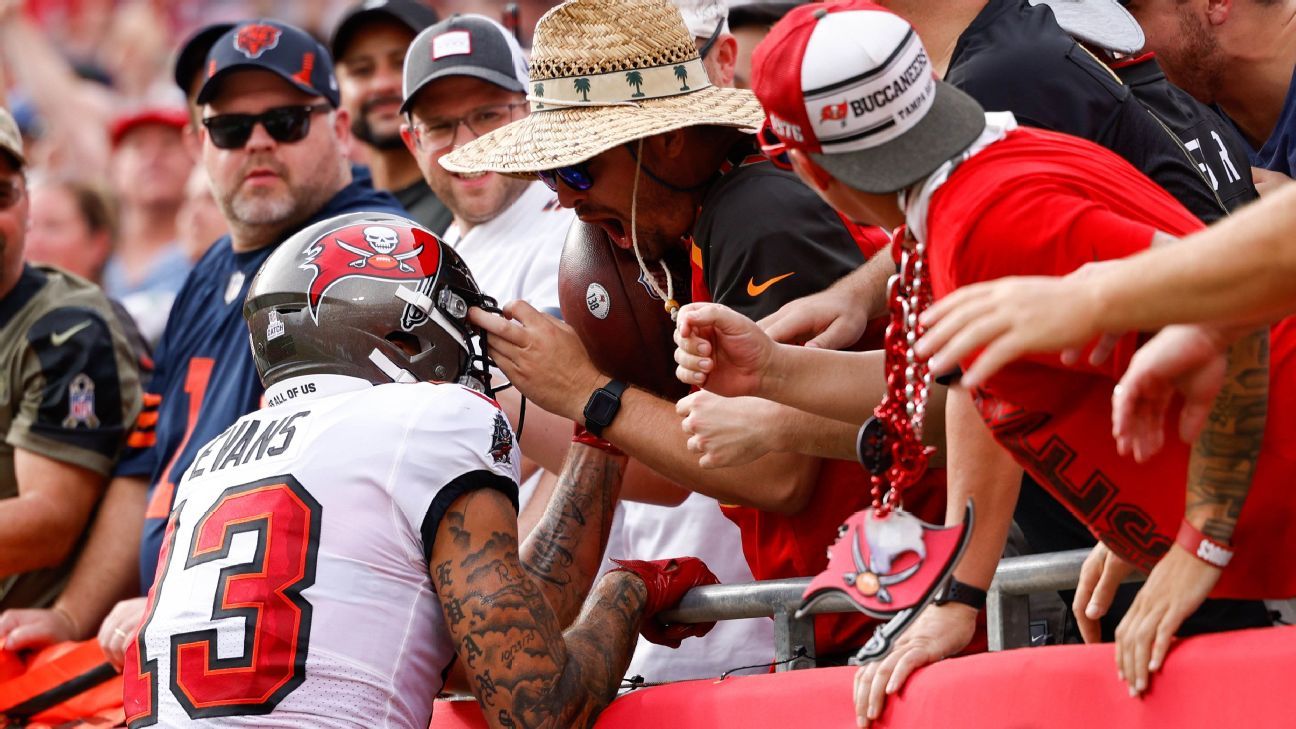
[51,321,92,346]
[747,272,795,297]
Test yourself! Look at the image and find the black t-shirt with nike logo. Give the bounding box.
[691,154,864,321]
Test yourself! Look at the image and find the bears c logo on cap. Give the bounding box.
[235,24,282,59]
[299,223,441,324]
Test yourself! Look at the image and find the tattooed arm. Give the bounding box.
[432,487,646,729]
[519,443,627,627]
[1111,326,1269,697]
[1183,330,1269,544]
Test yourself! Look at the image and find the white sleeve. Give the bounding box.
[519,214,571,314]
[387,384,522,562]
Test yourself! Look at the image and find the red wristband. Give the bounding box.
[573,424,624,455]
[1175,520,1233,568]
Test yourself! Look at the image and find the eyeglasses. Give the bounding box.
[536,162,594,192]
[0,178,23,210]
[756,119,792,171]
[409,102,526,152]
[202,104,333,150]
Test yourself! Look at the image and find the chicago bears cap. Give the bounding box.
[173,22,236,95]
[752,1,985,194]
[331,0,439,62]
[399,14,528,114]
[195,20,341,107]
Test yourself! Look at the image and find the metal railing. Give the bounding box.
[658,548,1145,670]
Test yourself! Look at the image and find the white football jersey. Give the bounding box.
[123,375,520,729]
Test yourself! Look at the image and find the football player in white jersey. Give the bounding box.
[121,212,719,729]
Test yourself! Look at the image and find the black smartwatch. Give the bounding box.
[934,578,987,610]
[583,379,627,437]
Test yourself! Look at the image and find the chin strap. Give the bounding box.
[368,349,419,384]
[466,293,528,441]
[628,137,681,322]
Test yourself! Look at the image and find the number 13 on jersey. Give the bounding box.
[124,476,322,727]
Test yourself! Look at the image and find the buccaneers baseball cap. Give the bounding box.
[0,106,23,169]
[399,15,528,114]
[331,0,439,61]
[752,2,985,194]
[195,20,341,107]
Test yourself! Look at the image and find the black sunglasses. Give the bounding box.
[202,104,333,150]
[537,162,594,192]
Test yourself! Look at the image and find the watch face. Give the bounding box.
[586,390,619,425]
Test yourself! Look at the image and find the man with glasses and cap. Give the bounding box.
[0,106,142,617]
[448,0,944,662]
[399,14,575,528]
[332,0,455,234]
[0,20,405,667]
[669,1,1294,717]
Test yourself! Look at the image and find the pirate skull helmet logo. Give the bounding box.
[364,226,399,255]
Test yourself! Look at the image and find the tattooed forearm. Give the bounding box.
[432,489,646,729]
[1185,329,1269,543]
[521,444,627,626]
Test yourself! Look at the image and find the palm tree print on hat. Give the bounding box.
[674,65,689,91]
[574,77,591,102]
[626,71,645,97]
[534,82,544,109]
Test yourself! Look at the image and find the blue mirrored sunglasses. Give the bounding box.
[537,163,594,192]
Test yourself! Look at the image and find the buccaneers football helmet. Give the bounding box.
[244,212,496,391]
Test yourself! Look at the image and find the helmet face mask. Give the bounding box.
[244,212,498,392]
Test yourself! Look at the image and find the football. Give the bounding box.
[559,221,691,401]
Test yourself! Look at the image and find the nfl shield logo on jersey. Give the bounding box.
[62,373,100,428]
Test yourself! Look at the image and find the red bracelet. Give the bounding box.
[1175,520,1233,568]
[573,424,624,455]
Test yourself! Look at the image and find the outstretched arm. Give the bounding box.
[1114,328,1269,697]
[916,185,1296,385]
[432,488,645,729]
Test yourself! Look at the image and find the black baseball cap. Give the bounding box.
[194,20,341,107]
[399,15,529,115]
[331,0,439,61]
[173,22,236,96]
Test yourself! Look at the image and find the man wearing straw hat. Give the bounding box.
[450,0,945,661]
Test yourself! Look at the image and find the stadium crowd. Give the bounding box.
[0,0,1292,727]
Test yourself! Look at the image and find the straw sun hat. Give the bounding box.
[440,0,766,176]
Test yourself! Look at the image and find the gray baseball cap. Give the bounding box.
[0,106,24,169]
[1030,0,1145,54]
[400,14,529,115]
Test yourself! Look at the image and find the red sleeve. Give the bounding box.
[929,185,1160,378]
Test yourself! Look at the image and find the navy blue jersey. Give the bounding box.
[1247,67,1296,176]
[115,179,406,588]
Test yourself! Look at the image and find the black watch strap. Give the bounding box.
[583,379,627,437]
[934,578,987,610]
